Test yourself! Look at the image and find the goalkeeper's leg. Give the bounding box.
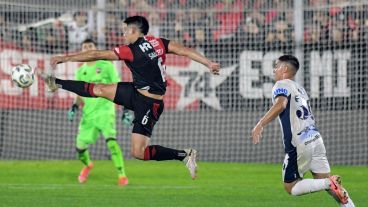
[100,115,128,186]
[106,138,128,186]
[76,147,92,167]
[75,124,98,183]
[76,147,94,183]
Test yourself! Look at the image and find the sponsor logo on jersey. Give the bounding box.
[149,39,159,47]
[155,48,163,55]
[274,88,288,97]
[148,52,158,59]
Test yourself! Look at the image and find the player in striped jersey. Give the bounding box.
[251,55,355,206]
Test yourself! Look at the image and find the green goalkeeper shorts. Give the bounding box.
[76,115,117,149]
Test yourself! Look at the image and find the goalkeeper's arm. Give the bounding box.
[121,107,133,126]
[68,96,83,122]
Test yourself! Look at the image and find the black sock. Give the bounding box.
[55,79,96,97]
[143,145,187,161]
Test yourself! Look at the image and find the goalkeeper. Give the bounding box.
[68,39,132,186]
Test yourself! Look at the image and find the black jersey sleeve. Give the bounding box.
[160,38,170,53]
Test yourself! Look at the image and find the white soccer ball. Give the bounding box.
[11,64,35,88]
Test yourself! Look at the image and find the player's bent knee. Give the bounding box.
[131,148,144,160]
[92,84,104,97]
[93,84,116,100]
[106,138,118,153]
[285,188,293,195]
[76,147,87,153]
[284,183,295,195]
[105,138,116,144]
[312,172,330,179]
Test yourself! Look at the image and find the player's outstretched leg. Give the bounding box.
[131,134,198,179]
[39,73,117,101]
[76,148,94,183]
[105,138,128,186]
[39,72,59,92]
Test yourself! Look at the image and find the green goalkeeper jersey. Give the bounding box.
[75,60,119,119]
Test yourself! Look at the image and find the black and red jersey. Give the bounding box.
[114,36,169,95]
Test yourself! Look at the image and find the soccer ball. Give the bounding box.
[11,64,35,88]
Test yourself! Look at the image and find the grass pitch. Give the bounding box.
[0,160,366,207]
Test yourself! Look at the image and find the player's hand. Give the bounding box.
[207,62,220,75]
[50,56,66,69]
[121,109,133,126]
[67,104,78,122]
[251,122,263,144]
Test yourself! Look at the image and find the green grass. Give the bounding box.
[0,161,366,207]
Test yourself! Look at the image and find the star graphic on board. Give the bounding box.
[166,60,236,110]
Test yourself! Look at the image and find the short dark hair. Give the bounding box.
[82,38,96,46]
[124,16,149,35]
[278,55,299,72]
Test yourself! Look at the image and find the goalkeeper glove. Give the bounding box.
[68,104,79,122]
[122,108,133,126]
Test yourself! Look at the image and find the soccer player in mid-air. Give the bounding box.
[67,38,131,186]
[41,15,220,180]
[251,55,355,206]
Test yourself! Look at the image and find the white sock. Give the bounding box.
[291,179,330,196]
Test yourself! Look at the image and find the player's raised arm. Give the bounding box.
[50,50,119,68]
[167,41,220,75]
[251,96,288,144]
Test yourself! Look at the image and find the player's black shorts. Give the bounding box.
[113,82,164,137]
